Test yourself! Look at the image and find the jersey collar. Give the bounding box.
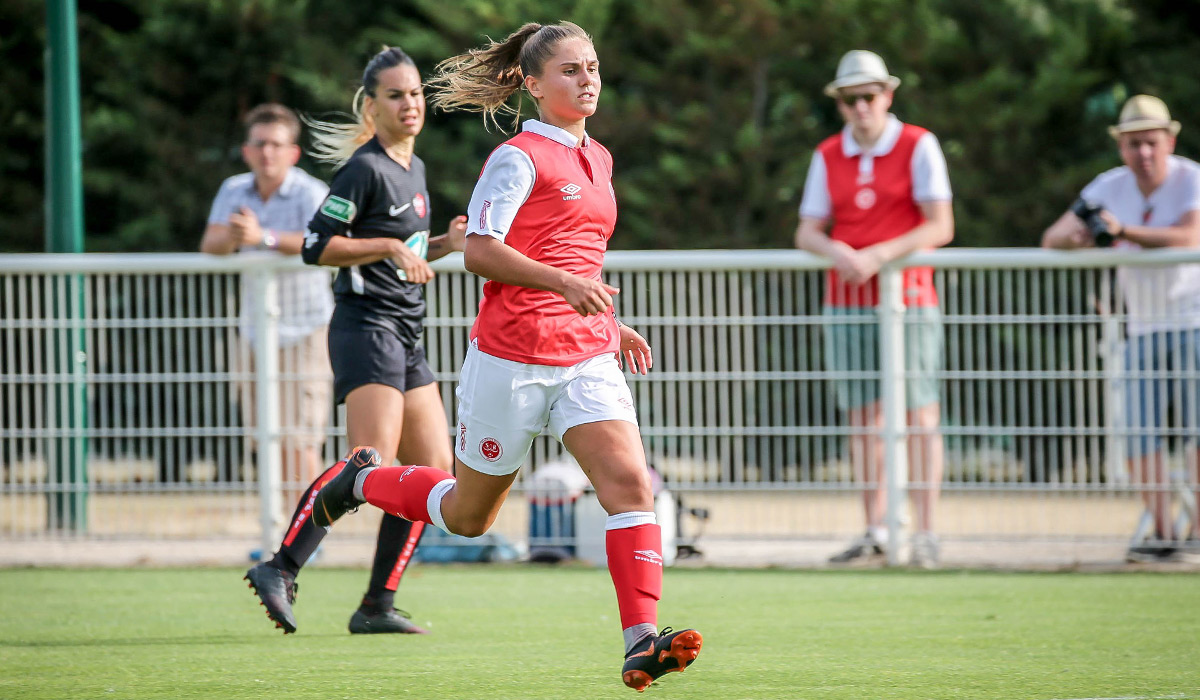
[522,119,590,148]
[841,114,903,158]
[248,167,299,201]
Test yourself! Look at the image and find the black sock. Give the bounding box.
[361,514,426,612]
[269,460,345,577]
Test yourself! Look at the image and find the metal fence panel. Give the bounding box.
[2,250,1198,566]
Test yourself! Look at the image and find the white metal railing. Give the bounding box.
[3,249,1199,566]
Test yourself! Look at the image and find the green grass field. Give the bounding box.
[1,565,1197,700]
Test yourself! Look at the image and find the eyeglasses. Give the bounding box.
[839,92,879,107]
[246,139,294,150]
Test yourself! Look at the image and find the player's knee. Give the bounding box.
[443,504,495,538]
[427,450,453,473]
[447,515,491,538]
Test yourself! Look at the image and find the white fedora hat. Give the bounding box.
[824,50,902,98]
[1108,94,1181,139]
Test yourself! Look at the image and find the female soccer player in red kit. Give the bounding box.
[310,21,702,692]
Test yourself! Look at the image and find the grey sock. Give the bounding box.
[623,623,657,656]
[352,467,376,502]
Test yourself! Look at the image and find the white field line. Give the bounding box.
[1047,695,1193,700]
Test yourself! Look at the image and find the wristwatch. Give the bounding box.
[261,230,278,250]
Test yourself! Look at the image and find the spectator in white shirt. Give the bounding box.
[1043,94,1200,562]
[200,103,333,505]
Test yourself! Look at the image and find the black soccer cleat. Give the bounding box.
[621,627,703,692]
[311,446,380,528]
[1125,543,1180,563]
[828,534,885,564]
[348,608,430,635]
[244,562,298,634]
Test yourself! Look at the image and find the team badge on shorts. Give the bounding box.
[413,192,427,218]
[479,437,503,462]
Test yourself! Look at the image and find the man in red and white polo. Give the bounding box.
[794,49,955,567]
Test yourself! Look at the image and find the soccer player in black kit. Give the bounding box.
[244,46,466,635]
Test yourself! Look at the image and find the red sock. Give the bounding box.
[606,523,663,629]
[361,465,453,525]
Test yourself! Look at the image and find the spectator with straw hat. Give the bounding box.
[794,50,955,568]
[1043,94,1200,562]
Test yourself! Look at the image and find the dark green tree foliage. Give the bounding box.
[3,0,1198,253]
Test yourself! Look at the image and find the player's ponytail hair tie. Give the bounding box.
[306,46,418,168]
[427,21,592,132]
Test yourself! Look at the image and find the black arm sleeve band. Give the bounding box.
[301,227,333,266]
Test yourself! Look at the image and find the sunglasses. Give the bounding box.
[839,92,879,107]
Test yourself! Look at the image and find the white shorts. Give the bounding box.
[454,342,639,476]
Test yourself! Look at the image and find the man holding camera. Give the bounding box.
[1042,94,1200,561]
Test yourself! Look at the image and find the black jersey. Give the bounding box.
[302,137,432,345]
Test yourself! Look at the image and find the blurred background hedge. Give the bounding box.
[3,0,1198,253]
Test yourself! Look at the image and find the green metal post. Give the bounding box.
[45,0,88,531]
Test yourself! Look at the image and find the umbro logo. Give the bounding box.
[390,202,412,216]
[633,549,663,565]
[561,183,582,201]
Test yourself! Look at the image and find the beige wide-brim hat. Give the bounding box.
[823,50,902,98]
[1108,94,1182,139]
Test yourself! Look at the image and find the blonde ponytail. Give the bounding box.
[428,21,591,131]
[304,88,375,169]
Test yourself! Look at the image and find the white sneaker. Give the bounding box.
[910,532,940,569]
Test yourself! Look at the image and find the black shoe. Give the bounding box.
[311,446,379,528]
[621,627,703,692]
[348,608,429,635]
[244,563,298,634]
[1125,543,1180,563]
[829,535,885,564]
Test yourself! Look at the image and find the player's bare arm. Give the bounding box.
[427,215,468,262]
[463,233,619,316]
[316,236,432,284]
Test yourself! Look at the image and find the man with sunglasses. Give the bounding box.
[794,50,955,568]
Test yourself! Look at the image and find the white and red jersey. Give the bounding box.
[799,114,952,308]
[1081,155,1200,335]
[464,120,619,365]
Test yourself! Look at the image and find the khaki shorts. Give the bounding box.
[822,305,943,411]
[236,327,333,448]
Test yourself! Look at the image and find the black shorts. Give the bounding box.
[328,328,436,404]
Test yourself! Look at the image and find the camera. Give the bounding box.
[1070,197,1116,248]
